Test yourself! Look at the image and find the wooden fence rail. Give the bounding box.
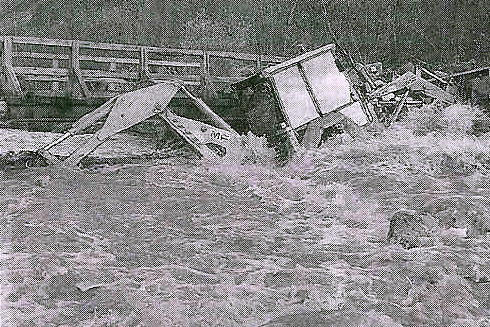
[0,35,285,101]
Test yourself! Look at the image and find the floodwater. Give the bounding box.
[1,105,490,327]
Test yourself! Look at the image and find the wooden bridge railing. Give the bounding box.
[0,35,285,101]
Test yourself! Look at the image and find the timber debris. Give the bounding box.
[1,37,488,168]
[232,44,488,156]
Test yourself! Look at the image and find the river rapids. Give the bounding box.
[1,104,490,326]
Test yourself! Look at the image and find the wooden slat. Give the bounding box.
[13,52,69,60]
[51,58,60,91]
[79,40,205,56]
[148,60,200,68]
[14,67,69,76]
[201,51,210,90]
[85,77,128,83]
[139,46,150,80]
[81,56,138,64]
[145,46,204,57]
[23,75,68,82]
[81,69,137,79]
[79,55,201,68]
[13,52,201,68]
[152,73,201,82]
[208,50,285,63]
[154,79,200,86]
[17,66,206,83]
[12,36,72,47]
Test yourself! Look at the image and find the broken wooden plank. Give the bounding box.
[180,86,236,133]
[389,90,410,126]
[421,67,448,85]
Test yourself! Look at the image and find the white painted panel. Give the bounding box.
[272,66,319,129]
[301,51,351,114]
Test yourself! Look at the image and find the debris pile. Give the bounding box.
[231,44,488,157]
[0,42,488,168]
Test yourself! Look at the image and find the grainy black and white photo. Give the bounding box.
[0,1,489,326]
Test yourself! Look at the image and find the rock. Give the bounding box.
[387,210,436,249]
[0,151,48,170]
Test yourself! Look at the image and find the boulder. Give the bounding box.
[387,210,437,249]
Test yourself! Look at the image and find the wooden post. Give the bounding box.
[255,54,263,72]
[2,37,23,97]
[201,50,210,95]
[70,40,90,98]
[139,46,150,80]
[51,58,59,93]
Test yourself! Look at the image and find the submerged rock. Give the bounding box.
[0,151,48,170]
[388,200,490,248]
[387,210,436,249]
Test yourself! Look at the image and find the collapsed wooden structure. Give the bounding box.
[232,44,373,153]
[1,35,487,166]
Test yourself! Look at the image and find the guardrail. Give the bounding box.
[0,36,285,100]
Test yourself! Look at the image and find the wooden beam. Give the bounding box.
[13,52,69,60]
[2,37,23,97]
[51,58,60,92]
[139,46,150,80]
[12,36,72,47]
[70,40,90,98]
[14,67,69,76]
[201,50,210,92]
[389,90,410,126]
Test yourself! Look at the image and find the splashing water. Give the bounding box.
[1,104,490,326]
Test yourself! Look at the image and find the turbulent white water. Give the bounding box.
[1,104,490,326]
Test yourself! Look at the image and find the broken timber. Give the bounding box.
[232,44,370,153]
[38,82,246,167]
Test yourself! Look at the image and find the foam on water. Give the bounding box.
[2,104,490,326]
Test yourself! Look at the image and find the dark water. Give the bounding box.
[2,105,490,326]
